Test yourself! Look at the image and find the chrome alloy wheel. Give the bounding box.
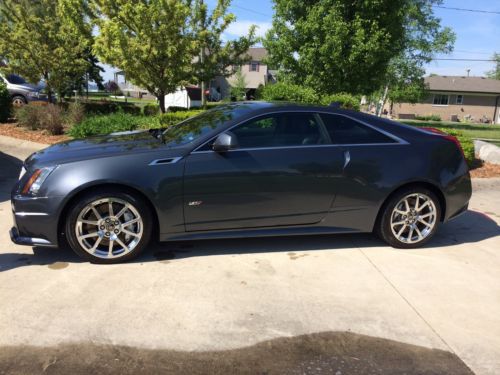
[12,97,26,107]
[75,198,143,259]
[390,193,437,244]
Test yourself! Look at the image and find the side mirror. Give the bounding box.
[212,132,238,152]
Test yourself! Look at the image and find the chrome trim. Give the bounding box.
[148,156,183,166]
[191,110,409,154]
[15,212,49,216]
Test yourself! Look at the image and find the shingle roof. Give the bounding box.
[425,75,500,94]
[247,47,267,61]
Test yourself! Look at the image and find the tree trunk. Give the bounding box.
[377,85,389,117]
[201,80,207,108]
[158,93,166,113]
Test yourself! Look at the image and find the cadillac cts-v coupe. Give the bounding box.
[10,102,472,263]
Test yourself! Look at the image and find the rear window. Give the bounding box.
[320,114,396,144]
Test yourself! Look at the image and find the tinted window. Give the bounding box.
[232,112,327,148]
[319,114,395,144]
[6,74,26,85]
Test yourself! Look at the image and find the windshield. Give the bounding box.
[161,104,253,147]
[5,74,27,85]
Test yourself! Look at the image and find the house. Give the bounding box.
[210,47,273,100]
[113,71,155,99]
[393,75,500,124]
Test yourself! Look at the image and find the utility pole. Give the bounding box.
[466,69,470,77]
[200,0,207,108]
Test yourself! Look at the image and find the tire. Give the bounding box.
[11,95,27,107]
[376,187,441,249]
[65,188,153,264]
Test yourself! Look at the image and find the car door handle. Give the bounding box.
[343,150,351,169]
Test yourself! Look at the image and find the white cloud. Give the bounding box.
[226,20,272,38]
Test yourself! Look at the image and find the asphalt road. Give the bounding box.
[0,135,499,374]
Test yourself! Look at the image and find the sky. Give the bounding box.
[101,0,500,81]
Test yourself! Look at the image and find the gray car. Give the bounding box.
[0,73,48,106]
[10,102,472,264]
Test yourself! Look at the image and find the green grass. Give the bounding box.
[399,120,500,143]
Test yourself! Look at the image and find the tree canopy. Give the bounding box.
[264,0,454,97]
[486,53,500,80]
[0,0,93,101]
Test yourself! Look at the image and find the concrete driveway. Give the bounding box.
[0,135,499,374]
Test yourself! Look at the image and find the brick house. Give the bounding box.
[393,76,500,124]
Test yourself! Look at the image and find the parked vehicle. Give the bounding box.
[10,102,472,263]
[0,73,48,106]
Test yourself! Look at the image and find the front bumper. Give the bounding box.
[9,227,56,247]
[10,195,62,248]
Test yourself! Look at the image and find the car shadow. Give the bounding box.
[0,151,22,203]
[1,210,498,272]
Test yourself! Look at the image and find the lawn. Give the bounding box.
[399,120,500,146]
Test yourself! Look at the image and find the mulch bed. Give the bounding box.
[0,123,69,144]
[2,122,500,178]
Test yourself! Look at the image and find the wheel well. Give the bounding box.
[57,183,160,242]
[375,182,446,229]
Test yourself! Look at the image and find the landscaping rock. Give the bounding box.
[474,140,500,165]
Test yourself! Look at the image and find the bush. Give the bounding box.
[143,103,159,116]
[77,101,141,115]
[157,110,205,127]
[39,104,64,135]
[0,81,11,122]
[258,83,360,110]
[15,105,42,130]
[15,104,64,134]
[415,114,441,121]
[68,113,155,138]
[259,82,318,104]
[66,101,85,125]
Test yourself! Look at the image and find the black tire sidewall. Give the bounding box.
[65,189,153,264]
[378,187,441,249]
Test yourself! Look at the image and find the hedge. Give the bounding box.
[258,82,360,110]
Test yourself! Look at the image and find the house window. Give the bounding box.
[250,61,260,72]
[433,94,449,106]
[456,95,464,105]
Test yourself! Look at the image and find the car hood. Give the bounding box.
[8,82,44,92]
[25,130,182,168]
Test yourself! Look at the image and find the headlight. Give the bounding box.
[21,166,56,195]
[27,91,40,98]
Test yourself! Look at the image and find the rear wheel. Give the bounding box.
[65,189,152,263]
[376,187,441,248]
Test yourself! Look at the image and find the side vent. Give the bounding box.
[149,157,182,166]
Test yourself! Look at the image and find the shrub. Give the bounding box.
[143,103,160,116]
[259,82,318,104]
[0,81,11,122]
[39,104,64,135]
[15,105,42,130]
[415,114,441,121]
[258,83,360,110]
[66,101,85,125]
[79,101,141,115]
[157,110,205,127]
[320,93,361,111]
[68,113,157,138]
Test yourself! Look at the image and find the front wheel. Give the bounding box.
[376,188,441,248]
[65,189,153,263]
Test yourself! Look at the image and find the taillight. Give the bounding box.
[421,127,465,159]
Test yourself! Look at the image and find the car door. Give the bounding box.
[183,111,346,232]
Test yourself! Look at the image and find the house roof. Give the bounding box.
[425,75,500,94]
[248,47,267,62]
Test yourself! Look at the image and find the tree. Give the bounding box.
[264,0,454,97]
[486,53,500,80]
[230,69,247,100]
[191,0,256,107]
[376,1,454,115]
[0,0,93,102]
[93,0,195,113]
[104,80,120,95]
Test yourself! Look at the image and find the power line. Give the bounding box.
[230,4,271,18]
[434,5,500,15]
[431,58,497,61]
